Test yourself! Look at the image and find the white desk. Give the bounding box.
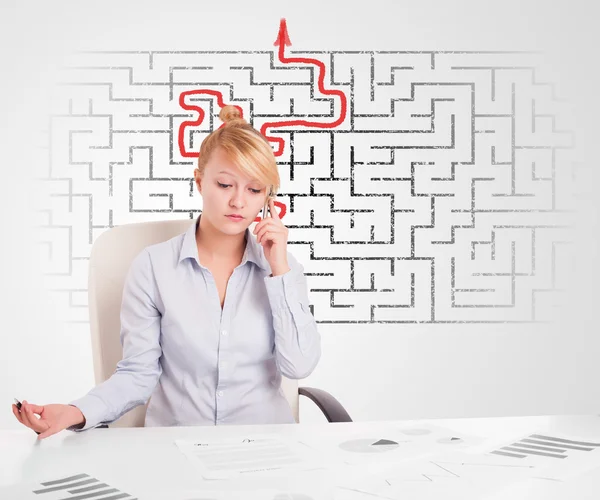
[2,415,600,499]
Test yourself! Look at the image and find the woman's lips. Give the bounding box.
[226,215,244,222]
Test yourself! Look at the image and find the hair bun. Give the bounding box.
[219,105,245,125]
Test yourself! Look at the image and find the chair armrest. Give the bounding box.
[298,386,352,423]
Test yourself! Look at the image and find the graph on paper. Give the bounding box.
[490,433,600,460]
[0,472,138,500]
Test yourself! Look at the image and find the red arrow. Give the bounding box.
[264,18,347,157]
[176,18,347,220]
[273,17,292,47]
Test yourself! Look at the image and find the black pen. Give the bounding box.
[14,398,41,435]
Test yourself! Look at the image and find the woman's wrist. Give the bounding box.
[68,404,86,428]
[270,264,291,277]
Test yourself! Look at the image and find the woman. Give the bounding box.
[12,105,321,440]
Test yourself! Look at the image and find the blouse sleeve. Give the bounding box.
[68,249,163,430]
[263,252,321,379]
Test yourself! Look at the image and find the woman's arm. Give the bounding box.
[68,248,163,431]
[263,252,321,379]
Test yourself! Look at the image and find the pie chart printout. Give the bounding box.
[339,438,400,454]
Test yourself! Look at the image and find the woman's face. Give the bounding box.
[194,147,269,235]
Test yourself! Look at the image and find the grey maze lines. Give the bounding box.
[39,50,577,325]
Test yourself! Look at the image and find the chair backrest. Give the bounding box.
[88,218,300,427]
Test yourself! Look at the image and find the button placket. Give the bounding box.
[216,269,239,416]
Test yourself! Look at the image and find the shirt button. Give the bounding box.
[217,390,224,397]
[221,330,228,336]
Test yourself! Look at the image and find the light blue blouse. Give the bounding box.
[69,215,321,430]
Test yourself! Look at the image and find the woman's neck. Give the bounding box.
[195,213,246,263]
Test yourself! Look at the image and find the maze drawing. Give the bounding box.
[36,27,580,326]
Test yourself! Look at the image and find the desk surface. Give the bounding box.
[2,415,600,499]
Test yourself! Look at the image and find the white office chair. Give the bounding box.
[87,218,351,427]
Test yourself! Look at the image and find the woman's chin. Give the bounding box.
[220,218,251,234]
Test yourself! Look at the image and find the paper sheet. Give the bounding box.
[298,422,483,467]
[481,463,600,500]
[139,488,329,500]
[334,450,552,500]
[175,434,324,479]
[332,429,600,500]
[465,429,600,481]
[0,472,140,500]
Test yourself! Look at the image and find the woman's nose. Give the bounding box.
[229,189,245,208]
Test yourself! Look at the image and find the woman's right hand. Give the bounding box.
[11,401,86,440]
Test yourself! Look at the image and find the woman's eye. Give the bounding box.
[250,188,261,194]
[217,182,230,188]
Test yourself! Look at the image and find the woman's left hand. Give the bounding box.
[254,199,290,276]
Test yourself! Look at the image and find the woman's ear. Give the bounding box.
[194,169,202,194]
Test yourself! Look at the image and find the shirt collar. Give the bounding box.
[178,214,269,271]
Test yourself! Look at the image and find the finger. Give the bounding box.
[21,402,45,417]
[37,425,60,441]
[253,215,274,233]
[26,403,45,414]
[12,404,25,425]
[257,227,282,245]
[269,198,280,219]
[22,405,47,434]
[19,403,37,428]
[255,219,279,236]
[18,402,35,429]
[253,219,265,234]
[255,222,271,241]
[258,231,276,246]
[20,402,43,435]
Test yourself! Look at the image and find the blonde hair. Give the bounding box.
[196,105,280,196]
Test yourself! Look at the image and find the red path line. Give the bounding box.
[177,91,243,159]
[177,18,347,220]
[263,18,348,157]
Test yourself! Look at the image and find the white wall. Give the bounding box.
[2,0,600,430]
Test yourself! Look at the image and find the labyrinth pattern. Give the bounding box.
[37,45,580,325]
